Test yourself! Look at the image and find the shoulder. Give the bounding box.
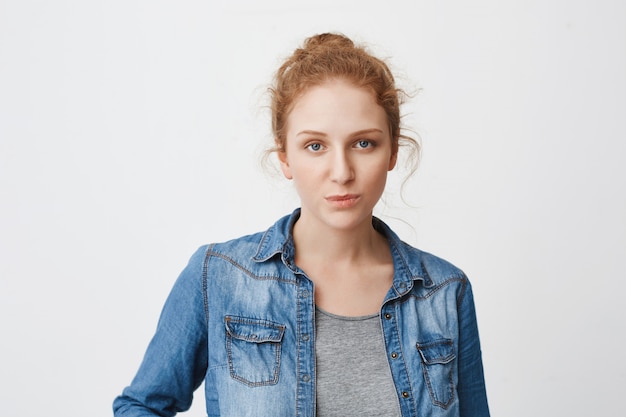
[397,240,467,286]
[393,240,476,309]
[209,230,267,257]
[184,212,297,277]
[208,211,295,259]
[184,230,267,273]
[373,217,467,288]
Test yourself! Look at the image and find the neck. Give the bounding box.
[292,211,385,265]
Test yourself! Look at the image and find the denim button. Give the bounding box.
[402,391,409,398]
[301,290,310,298]
[302,333,310,341]
[399,282,407,289]
[391,352,398,359]
[384,313,392,320]
[302,374,311,382]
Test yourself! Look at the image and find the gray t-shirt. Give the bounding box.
[315,307,401,417]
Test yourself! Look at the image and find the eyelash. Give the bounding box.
[304,140,376,152]
[355,140,374,149]
[306,143,323,152]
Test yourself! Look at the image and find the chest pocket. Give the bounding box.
[416,338,456,409]
[225,316,285,387]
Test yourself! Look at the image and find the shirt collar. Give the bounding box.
[252,209,300,264]
[252,208,432,288]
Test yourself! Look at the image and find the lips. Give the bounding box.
[325,194,360,208]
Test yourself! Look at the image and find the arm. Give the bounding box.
[457,277,490,417]
[113,247,209,417]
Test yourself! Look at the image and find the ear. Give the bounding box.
[388,150,398,171]
[278,151,293,180]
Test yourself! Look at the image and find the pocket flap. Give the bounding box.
[416,339,456,365]
[225,316,285,343]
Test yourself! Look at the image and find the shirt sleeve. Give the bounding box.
[113,246,209,417]
[456,277,490,417]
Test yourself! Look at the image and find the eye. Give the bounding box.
[355,140,374,149]
[306,142,323,152]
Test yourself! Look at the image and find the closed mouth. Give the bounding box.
[325,194,360,201]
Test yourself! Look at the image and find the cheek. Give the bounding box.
[291,167,317,189]
[284,161,309,189]
[365,161,391,189]
[368,158,392,175]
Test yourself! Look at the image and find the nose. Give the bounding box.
[329,150,354,184]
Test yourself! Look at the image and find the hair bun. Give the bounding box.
[303,33,354,50]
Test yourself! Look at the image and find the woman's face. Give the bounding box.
[279,79,397,232]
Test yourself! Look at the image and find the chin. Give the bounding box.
[321,210,373,231]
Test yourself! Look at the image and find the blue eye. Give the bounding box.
[307,143,322,152]
[356,140,372,149]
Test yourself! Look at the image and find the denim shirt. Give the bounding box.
[113,210,489,417]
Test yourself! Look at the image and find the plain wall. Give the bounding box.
[1,0,625,415]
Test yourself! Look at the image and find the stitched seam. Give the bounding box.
[207,250,296,284]
[456,276,468,309]
[406,277,465,300]
[393,305,416,415]
[226,334,281,387]
[418,341,456,409]
[296,311,300,415]
[202,244,213,326]
[420,361,455,409]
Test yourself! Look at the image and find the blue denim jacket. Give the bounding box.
[113,210,489,416]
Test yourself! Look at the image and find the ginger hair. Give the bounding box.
[269,33,419,163]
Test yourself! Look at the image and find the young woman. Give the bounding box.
[113,33,490,417]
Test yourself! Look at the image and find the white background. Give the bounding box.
[1,0,625,416]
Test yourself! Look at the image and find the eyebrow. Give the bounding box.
[295,128,384,137]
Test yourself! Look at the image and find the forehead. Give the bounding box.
[293,79,377,109]
[287,79,387,132]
